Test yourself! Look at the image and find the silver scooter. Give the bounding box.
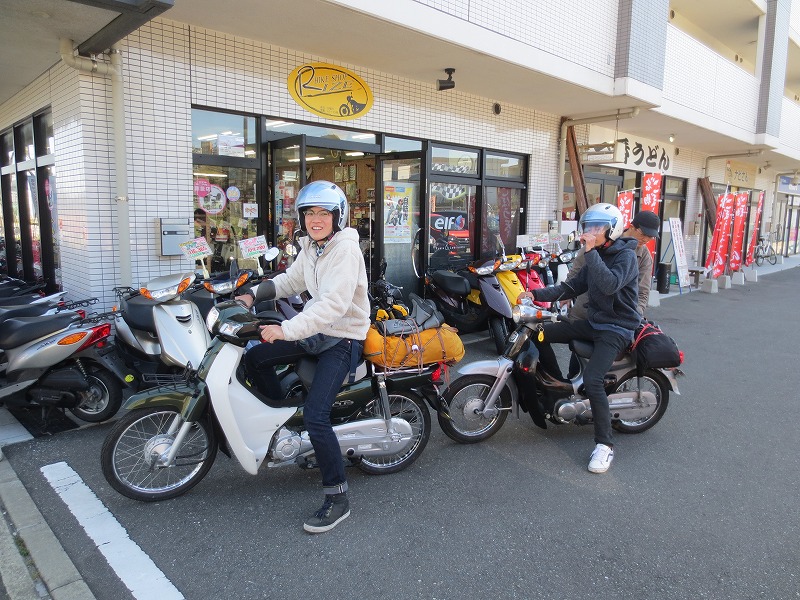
[112,272,213,388]
[0,311,126,422]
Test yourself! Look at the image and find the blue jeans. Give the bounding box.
[245,338,361,494]
[533,319,629,447]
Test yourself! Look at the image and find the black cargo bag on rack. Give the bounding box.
[629,320,682,371]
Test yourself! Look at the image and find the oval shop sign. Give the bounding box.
[288,62,373,121]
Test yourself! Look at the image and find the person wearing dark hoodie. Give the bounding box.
[236,181,369,533]
[517,203,640,474]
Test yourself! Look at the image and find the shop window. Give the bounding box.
[481,187,521,257]
[1,131,13,167]
[14,122,35,163]
[192,109,257,157]
[485,153,523,179]
[427,181,476,269]
[264,118,376,144]
[192,166,259,273]
[431,145,479,176]
[383,136,422,153]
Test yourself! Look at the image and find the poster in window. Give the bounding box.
[384,183,414,243]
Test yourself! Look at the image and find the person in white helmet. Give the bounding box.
[517,203,641,474]
[236,180,369,533]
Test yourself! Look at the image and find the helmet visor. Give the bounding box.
[579,220,611,235]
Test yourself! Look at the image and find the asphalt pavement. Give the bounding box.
[0,255,799,600]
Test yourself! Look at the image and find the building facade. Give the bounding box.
[1,0,799,305]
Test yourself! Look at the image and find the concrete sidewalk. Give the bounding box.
[0,252,798,600]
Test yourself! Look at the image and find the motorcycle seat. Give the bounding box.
[0,303,53,325]
[431,270,471,297]
[122,294,159,333]
[0,313,82,349]
[295,356,369,389]
[570,339,628,362]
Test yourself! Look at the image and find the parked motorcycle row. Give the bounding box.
[3,233,685,503]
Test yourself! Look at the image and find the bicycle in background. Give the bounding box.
[754,232,778,266]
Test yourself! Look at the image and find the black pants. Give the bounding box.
[533,319,629,447]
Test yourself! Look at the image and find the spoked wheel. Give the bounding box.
[69,368,123,423]
[357,394,431,475]
[754,248,765,266]
[767,247,778,265]
[438,374,510,443]
[611,369,670,433]
[101,407,218,501]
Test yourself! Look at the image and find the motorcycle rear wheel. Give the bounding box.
[101,407,218,501]
[357,394,430,475]
[69,368,123,423]
[611,369,670,433]
[438,374,510,443]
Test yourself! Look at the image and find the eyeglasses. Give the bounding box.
[304,210,332,219]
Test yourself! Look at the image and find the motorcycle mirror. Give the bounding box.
[263,247,280,262]
[229,258,239,279]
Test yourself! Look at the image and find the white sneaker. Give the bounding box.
[588,444,614,473]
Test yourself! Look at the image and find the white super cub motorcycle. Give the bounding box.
[101,300,440,501]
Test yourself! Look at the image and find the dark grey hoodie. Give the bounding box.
[534,237,641,340]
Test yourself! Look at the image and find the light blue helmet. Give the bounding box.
[579,202,624,241]
[295,181,349,232]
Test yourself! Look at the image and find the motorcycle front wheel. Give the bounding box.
[101,407,218,501]
[488,317,510,355]
[357,394,431,475]
[438,374,511,443]
[611,369,670,433]
[69,368,123,423]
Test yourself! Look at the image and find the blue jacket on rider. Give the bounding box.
[534,237,641,340]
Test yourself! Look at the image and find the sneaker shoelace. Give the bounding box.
[314,498,334,518]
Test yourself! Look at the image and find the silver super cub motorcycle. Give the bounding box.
[437,303,684,443]
[101,300,440,501]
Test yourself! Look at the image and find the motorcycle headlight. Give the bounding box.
[204,280,235,295]
[205,306,220,332]
[141,276,193,301]
[499,258,521,271]
[512,304,546,324]
[559,251,575,263]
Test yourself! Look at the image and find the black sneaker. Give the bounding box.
[303,494,350,534]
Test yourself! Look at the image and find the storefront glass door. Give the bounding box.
[379,155,422,298]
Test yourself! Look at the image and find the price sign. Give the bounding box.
[238,235,268,258]
[179,237,213,260]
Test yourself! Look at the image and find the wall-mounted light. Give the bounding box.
[668,133,675,143]
[436,68,456,91]
[792,170,800,186]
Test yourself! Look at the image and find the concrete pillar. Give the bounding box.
[701,279,719,293]
[718,275,732,289]
[732,272,746,285]
[745,269,759,282]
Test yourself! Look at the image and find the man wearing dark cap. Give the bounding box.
[564,209,660,377]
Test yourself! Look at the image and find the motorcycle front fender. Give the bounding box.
[123,380,209,421]
[478,276,512,318]
[456,358,519,408]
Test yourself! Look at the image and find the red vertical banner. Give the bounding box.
[706,193,735,278]
[744,191,764,266]
[727,192,749,272]
[641,173,662,263]
[616,190,634,228]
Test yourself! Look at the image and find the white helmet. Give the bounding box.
[579,203,624,241]
[295,181,349,233]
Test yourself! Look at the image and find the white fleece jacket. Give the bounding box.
[254,227,370,342]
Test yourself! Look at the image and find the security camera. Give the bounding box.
[436,68,455,91]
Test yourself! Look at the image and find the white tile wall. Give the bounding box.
[414,0,617,77]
